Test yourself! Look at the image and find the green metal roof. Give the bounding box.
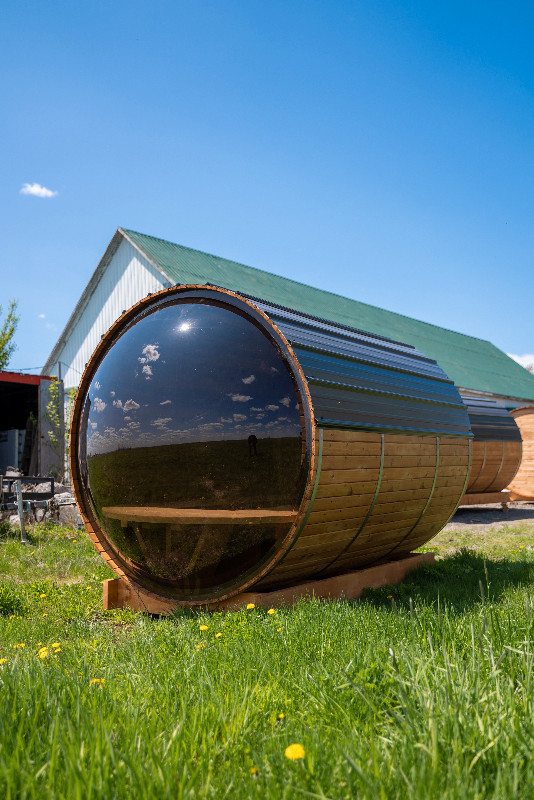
[122,228,534,402]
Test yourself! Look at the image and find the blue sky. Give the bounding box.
[2,0,533,373]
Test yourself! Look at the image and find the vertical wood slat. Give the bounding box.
[508,408,534,500]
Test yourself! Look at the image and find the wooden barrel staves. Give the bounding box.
[507,407,534,500]
[461,396,522,496]
[70,285,472,606]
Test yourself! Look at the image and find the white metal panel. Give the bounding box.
[53,240,170,388]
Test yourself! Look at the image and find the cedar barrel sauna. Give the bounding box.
[70,285,473,607]
[507,407,534,500]
[460,395,522,501]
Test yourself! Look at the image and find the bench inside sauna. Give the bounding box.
[70,285,473,610]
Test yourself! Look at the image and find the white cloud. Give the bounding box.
[113,399,123,409]
[94,397,106,412]
[38,313,45,319]
[90,422,97,430]
[110,391,115,397]
[233,413,247,422]
[250,407,263,412]
[266,404,279,412]
[142,364,153,379]
[142,344,160,362]
[221,417,233,423]
[123,399,140,412]
[508,353,534,371]
[241,375,255,385]
[229,393,252,402]
[151,417,172,427]
[20,182,58,198]
[160,400,171,405]
[256,413,265,419]
[279,396,290,407]
[95,381,101,390]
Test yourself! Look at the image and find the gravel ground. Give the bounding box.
[445,500,534,532]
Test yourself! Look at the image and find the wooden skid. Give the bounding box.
[103,552,435,614]
[460,491,511,507]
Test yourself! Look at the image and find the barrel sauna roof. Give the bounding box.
[246,294,473,438]
[460,395,522,442]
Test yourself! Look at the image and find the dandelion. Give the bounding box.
[86,586,91,590]
[31,551,35,555]
[267,608,276,614]
[250,766,258,775]
[246,603,255,610]
[73,539,77,543]
[285,743,305,760]
[387,595,393,599]
[215,633,222,639]
[0,658,6,665]
[89,678,105,686]
[38,648,48,659]
[54,648,62,653]
[196,644,205,651]
[51,642,60,648]
[13,643,25,649]
[37,642,42,647]
[199,624,208,631]
[277,627,282,632]
[40,594,47,598]
[277,713,285,721]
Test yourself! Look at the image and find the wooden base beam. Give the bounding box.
[460,490,511,509]
[103,552,435,614]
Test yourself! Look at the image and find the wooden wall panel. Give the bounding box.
[508,408,534,500]
[466,440,521,494]
[257,430,470,589]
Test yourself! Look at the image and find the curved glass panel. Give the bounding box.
[78,299,307,599]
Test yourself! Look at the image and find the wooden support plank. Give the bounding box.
[103,553,435,613]
[461,491,511,507]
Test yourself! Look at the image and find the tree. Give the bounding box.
[0,299,19,371]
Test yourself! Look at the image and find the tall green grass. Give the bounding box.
[1,521,534,798]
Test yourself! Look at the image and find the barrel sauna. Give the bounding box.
[507,407,534,500]
[461,396,522,495]
[70,285,472,606]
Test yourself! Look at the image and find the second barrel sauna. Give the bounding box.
[70,285,472,606]
[507,407,534,500]
[461,395,522,497]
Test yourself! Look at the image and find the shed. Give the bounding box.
[0,371,59,476]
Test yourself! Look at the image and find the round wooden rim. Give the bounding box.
[69,284,318,606]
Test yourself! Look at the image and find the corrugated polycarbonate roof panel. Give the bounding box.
[121,228,534,402]
[461,395,522,442]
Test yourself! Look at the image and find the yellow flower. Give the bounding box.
[196,643,205,651]
[387,595,393,599]
[40,594,47,598]
[86,586,91,590]
[277,627,282,632]
[215,633,222,639]
[246,603,255,610]
[37,642,42,647]
[277,713,285,721]
[54,648,62,653]
[31,551,35,555]
[250,766,258,775]
[72,539,77,543]
[51,643,60,648]
[267,608,276,614]
[13,643,25,649]
[0,658,6,665]
[285,743,305,760]
[199,624,208,631]
[38,648,48,659]
[89,678,105,686]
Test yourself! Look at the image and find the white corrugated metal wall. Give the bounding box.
[50,239,171,389]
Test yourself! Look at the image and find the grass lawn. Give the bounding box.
[2,518,534,799]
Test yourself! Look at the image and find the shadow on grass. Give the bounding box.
[361,548,534,611]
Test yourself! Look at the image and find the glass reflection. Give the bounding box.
[78,299,307,599]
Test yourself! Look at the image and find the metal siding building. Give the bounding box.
[43,227,534,407]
